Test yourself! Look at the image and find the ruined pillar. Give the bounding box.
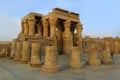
[29,42,41,67]
[49,18,56,37]
[10,39,17,59]
[14,41,22,62]
[102,41,113,64]
[76,23,83,54]
[0,48,7,58]
[69,47,84,69]
[28,19,36,36]
[119,42,120,53]
[42,20,48,37]
[63,21,72,55]
[88,43,101,66]
[23,21,29,35]
[20,40,31,64]
[41,46,60,72]
[114,41,119,54]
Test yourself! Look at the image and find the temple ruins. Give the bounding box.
[0,8,120,73]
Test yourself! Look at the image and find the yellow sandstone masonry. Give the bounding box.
[20,40,31,64]
[69,47,84,69]
[88,43,101,66]
[28,42,41,67]
[41,46,60,72]
[14,41,22,62]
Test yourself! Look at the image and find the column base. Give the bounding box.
[14,58,20,62]
[102,59,113,64]
[8,57,15,60]
[41,65,60,73]
[0,54,6,58]
[28,62,41,68]
[88,60,101,66]
[19,60,29,64]
[69,61,86,69]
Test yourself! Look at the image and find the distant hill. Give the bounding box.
[0,41,11,44]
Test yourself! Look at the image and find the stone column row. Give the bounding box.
[87,41,114,66]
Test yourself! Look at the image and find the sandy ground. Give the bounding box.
[0,54,120,80]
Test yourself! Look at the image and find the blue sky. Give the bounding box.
[0,0,120,41]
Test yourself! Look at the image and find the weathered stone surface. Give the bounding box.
[41,46,60,72]
[28,42,41,67]
[0,48,7,58]
[88,43,101,66]
[63,21,72,55]
[20,40,31,64]
[14,41,22,62]
[10,39,17,59]
[102,41,113,64]
[69,47,84,69]
[28,19,36,36]
[114,41,119,54]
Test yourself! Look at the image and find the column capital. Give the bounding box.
[76,22,83,30]
[28,19,36,24]
[64,21,71,27]
[42,20,48,28]
[49,18,57,26]
[28,18,36,21]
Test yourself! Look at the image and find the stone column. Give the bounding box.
[29,42,41,67]
[49,18,56,37]
[28,19,36,36]
[63,21,72,55]
[21,22,24,34]
[20,40,31,64]
[0,48,7,58]
[37,23,42,35]
[14,41,22,62]
[102,41,113,64]
[69,47,84,69]
[114,41,119,54]
[76,23,83,54]
[23,21,29,35]
[57,26,63,54]
[119,42,120,53]
[10,39,17,59]
[88,43,101,66]
[41,46,60,73]
[42,20,48,37]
